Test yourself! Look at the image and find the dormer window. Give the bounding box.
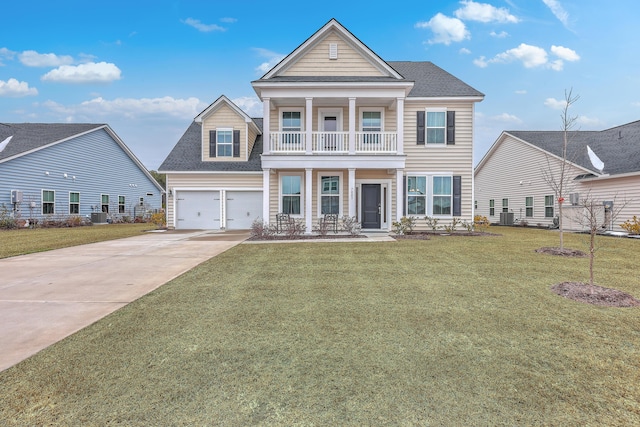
[216,128,233,157]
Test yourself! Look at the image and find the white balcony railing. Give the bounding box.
[355,132,397,153]
[269,131,397,154]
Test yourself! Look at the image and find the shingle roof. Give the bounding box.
[508,120,640,176]
[388,61,484,98]
[0,123,105,161]
[159,119,263,172]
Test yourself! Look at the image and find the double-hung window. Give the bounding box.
[281,174,302,215]
[101,194,109,213]
[489,199,495,216]
[406,175,452,216]
[320,175,340,215]
[69,192,80,214]
[282,111,301,145]
[407,176,426,215]
[362,111,381,143]
[216,129,233,157]
[525,197,534,217]
[502,198,509,213]
[545,195,554,217]
[42,190,54,214]
[426,111,446,144]
[433,176,452,215]
[118,196,126,214]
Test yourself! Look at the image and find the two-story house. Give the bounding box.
[160,19,484,231]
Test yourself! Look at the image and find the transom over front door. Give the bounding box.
[361,184,381,229]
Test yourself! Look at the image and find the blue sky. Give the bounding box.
[2,1,639,170]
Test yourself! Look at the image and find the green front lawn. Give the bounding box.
[0,223,157,259]
[1,228,639,425]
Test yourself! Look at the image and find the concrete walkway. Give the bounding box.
[0,230,249,372]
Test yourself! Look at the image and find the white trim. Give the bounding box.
[278,107,305,132]
[358,107,384,132]
[425,108,447,145]
[159,170,263,175]
[316,171,344,217]
[404,173,454,218]
[42,189,55,215]
[261,154,405,170]
[118,194,126,214]
[69,191,80,215]
[355,178,392,231]
[318,108,344,132]
[100,193,110,213]
[278,171,305,218]
[215,127,234,157]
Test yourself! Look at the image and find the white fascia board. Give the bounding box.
[261,155,406,170]
[405,96,485,103]
[578,171,639,182]
[159,170,263,175]
[255,85,412,99]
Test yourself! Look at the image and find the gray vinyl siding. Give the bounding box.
[0,128,161,221]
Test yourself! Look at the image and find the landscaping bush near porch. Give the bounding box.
[1,228,639,425]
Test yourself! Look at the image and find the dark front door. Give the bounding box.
[361,184,381,229]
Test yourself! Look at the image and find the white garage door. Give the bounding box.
[226,191,262,229]
[176,191,221,229]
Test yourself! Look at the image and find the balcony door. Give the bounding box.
[319,110,343,151]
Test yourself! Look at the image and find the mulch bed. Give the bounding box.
[247,234,366,241]
[535,247,587,257]
[551,282,640,307]
[392,231,496,240]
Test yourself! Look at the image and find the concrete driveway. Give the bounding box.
[0,229,249,372]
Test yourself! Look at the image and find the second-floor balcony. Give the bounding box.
[268,131,398,154]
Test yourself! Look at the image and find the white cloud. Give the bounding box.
[459,47,472,54]
[490,30,509,38]
[454,1,519,23]
[515,90,527,95]
[0,78,38,97]
[19,50,74,67]
[577,116,604,127]
[253,48,286,74]
[542,0,570,27]
[493,43,548,68]
[42,96,205,120]
[220,17,237,23]
[0,47,16,65]
[492,113,523,123]
[41,62,122,83]
[182,18,225,32]
[473,56,489,68]
[548,59,564,71]
[544,97,567,110]
[550,45,580,61]
[415,13,470,45]
[232,96,262,117]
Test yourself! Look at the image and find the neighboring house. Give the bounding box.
[474,120,640,232]
[160,19,484,231]
[0,123,163,223]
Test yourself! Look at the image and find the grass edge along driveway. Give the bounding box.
[1,228,639,425]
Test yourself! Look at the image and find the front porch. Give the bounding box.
[262,167,405,233]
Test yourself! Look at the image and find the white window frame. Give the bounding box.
[525,196,534,217]
[432,175,452,216]
[279,108,304,132]
[502,198,509,213]
[316,171,343,217]
[489,199,495,216]
[406,173,453,218]
[42,189,55,215]
[545,195,555,218]
[358,107,384,132]
[216,128,233,157]
[406,175,427,216]
[69,191,80,215]
[118,195,126,214]
[101,194,109,213]
[425,109,446,145]
[279,172,304,217]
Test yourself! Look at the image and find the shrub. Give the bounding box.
[340,216,361,236]
[620,215,640,235]
[285,219,306,239]
[250,219,277,239]
[443,217,462,233]
[462,220,474,233]
[313,219,331,236]
[392,216,417,235]
[0,204,18,229]
[424,216,440,231]
[474,215,490,232]
[150,212,166,228]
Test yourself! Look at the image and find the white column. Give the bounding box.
[396,97,404,155]
[305,168,313,233]
[348,97,356,154]
[262,98,270,155]
[396,169,404,222]
[305,97,313,154]
[348,168,356,218]
[263,169,270,223]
